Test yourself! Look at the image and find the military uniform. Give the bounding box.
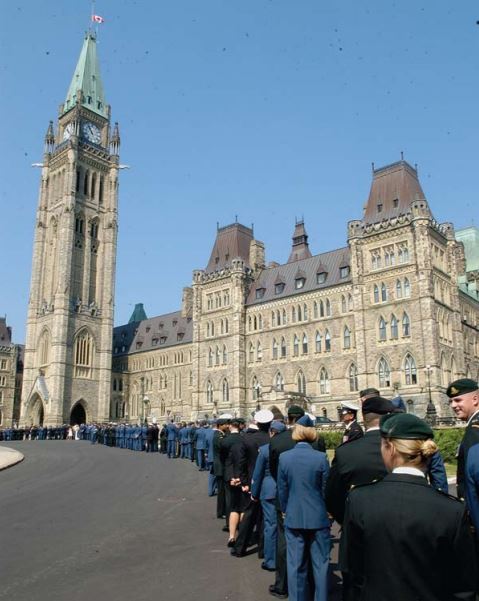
[342,473,476,600]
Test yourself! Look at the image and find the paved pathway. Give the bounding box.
[0,441,341,601]
[0,445,24,470]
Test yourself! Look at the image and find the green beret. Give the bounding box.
[380,413,434,440]
[446,378,479,398]
[287,405,305,417]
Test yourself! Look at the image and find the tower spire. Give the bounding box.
[287,219,312,263]
[63,32,108,118]
[44,121,55,153]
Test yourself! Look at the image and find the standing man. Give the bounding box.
[195,420,209,470]
[447,378,479,534]
[339,402,363,444]
[166,419,178,458]
[325,396,395,525]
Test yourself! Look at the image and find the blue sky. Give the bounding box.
[1,1,478,342]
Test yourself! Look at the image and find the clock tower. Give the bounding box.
[20,32,120,426]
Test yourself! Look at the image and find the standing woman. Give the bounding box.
[277,424,330,601]
[341,413,477,601]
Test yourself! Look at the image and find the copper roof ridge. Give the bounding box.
[373,160,418,178]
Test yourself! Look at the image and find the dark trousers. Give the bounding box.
[234,499,262,555]
[274,508,288,594]
[216,476,226,518]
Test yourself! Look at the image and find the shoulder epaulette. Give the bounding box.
[348,479,381,492]
[433,488,465,503]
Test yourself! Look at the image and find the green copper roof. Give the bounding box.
[129,303,148,324]
[63,32,107,118]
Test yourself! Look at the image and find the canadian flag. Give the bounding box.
[92,14,105,24]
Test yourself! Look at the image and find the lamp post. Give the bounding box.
[143,395,149,424]
[424,365,437,426]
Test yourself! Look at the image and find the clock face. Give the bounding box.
[82,121,101,144]
[63,122,75,141]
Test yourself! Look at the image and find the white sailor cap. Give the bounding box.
[218,413,233,420]
[340,402,359,413]
[254,409,275,424]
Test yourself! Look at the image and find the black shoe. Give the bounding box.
[268,587,287,599]
[227,538,236,548]
[261,563,276,572]
[222,525,229,532]
[230,549,245,557]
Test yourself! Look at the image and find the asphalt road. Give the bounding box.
[0,441,341,601]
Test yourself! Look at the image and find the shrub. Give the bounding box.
[433,428,464,464]
[318,430,344,450]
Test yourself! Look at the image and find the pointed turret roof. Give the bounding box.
[63,32,108,118]
[363,160,427,225]
[128,303,148,324]
[205,222,254,273]
[288,220,312,263]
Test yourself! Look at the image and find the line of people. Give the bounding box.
[202,381,479,601]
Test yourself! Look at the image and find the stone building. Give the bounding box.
[0,318,23,427]
[111,162,479,423]
[18,33,479,426]
[20,32,120,426]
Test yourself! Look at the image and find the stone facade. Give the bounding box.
[0,318,23,426]
[20,33,120,427]
[111,166,479,423]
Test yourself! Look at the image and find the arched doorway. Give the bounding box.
[27,394,45,426]
[70,402,86,425]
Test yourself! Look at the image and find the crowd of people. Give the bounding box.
[1,377,478,600]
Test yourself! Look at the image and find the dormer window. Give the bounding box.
[136,341,143,349]
[160,336,167,344]
[145,326,150,333]
[393,198,399,208]
[159,322,164,330]
[177,333,184,341]
[152,338,158,346]
[275,282,285,295]
[172,320,178,327]
[317,272,327,284]
[255,288,266,300]
[295,277,306,290]
[340,266,350,278]
[377,203,383,213]
[215,256,220,264]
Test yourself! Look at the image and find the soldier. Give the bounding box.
[341,412,477,601]
[251,420,286,572]
[195,420,209,470]
[213,415,231,520]
[205,420,217,496]
[447,378,479,536]
[166,419,178,458]
[277,424,330,601]
[231,409,273,558]
[339,402,363,444]
[220,417,245,546]
[268,406,326,599]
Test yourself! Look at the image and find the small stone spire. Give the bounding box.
[110,122,120,155]
[44,121,55,153]
[288,219,312,263]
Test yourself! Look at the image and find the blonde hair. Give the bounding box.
[386,437,438,467]
[292,424,317,443]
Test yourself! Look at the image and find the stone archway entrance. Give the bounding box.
[27,394,45,426]
[70,402,86,425]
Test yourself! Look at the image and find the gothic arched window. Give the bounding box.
[343,326,351,349]
[222,345,228,365]
[390,315,398,339]
[381,283,388,302]
[315,331,322,353]
[402,312,410,337]
[379,317,387,341]
[374,284,380,303]
[206,380,214,404]
[325,330,331,352]
[349,364,358,392]
[272,339,278,360]
[275,372,284,392]
[319,368,330,394]
[74,329,94,378]
[404,354,417,385]
[297,371,306,394]
[293,335,299,357]
[396,279,403,299]
[222,379,229,403]
[302,333,308,354]
[378,357,391,388]
[404,278,411,298]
